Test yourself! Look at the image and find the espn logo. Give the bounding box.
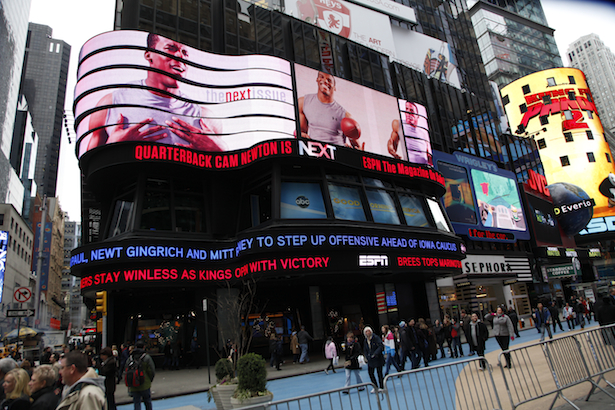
[359,255,389,267]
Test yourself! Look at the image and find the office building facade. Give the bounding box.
[21,23,71,197]
[567,33,615,136]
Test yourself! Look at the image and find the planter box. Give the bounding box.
[230,393,273,409]
[211,384,237,410]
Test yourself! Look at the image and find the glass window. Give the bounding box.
[426,198,451,232]
[280,182,327,219]
[587,152,595,163]
[327,183,366,221]
[586,130,594,140]
[140,190,172,231]
[366,189,400,224]
[546,77,556,87]
[108,200,135,237]
[399,194,431,227]
[560,156,570,167]
[564,132,573,142]
[537,138,546,149]
[175,193,204,232]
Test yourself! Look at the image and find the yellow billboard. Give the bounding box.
[501,68,615,224]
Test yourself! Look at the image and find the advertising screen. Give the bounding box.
[434,150,529,241]
[281,182,327,219]
[391,27,461,89]
[286,0,397,57]
[500,68,615,237]
[0,231,6,303]
[398,99,432,166]
[295,64,420,162]
[525,192,562,246]
[75,31,296,158]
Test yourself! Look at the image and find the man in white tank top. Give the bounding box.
[298,72,363,149]
[87,34,225,152]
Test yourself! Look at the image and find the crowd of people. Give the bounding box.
[0,340,156,410]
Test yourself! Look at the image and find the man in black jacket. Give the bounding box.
[29,364,60,410]
[297,325,314,364]
[468,313,489,370]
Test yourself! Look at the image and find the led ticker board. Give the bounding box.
[500,68,615,238]
[71,228,465,291]
[434,151,529,242]
[75,30,295,158]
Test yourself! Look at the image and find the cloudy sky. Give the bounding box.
[27,0,615,221]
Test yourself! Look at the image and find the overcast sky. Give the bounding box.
[27,0,615,221]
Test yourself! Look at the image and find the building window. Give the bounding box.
[564,110,573,120]
[519,103,527,113]
[568,92,576,101]
[537,138,546,149]
[607,153,612,163]
[568,76,576,84]
[0,214,3,225]
[540,116,549,125]
[502,95,509,105]
[564,132,573,142]
[542,95,551,104]
[522,85,531,95]
[547,77,556,87]
[587,152,596,162]
[560,156,570,167]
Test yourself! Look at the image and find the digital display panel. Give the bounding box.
[295,64,418,162]
[525,192,562,246]
[434,150,529,241]
[75,31,295,158]
[281,182,327,219]
[397,99,432,166]
[399,194,431,227]
[0,231,7,303]
[327,183,367,221]
[365,189,400,225]
[471,169,526,231]
[500,67,615,237]
[437,161,477,225]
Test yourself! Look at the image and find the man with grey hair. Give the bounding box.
[0,357,18,401]
[29,364,59,410]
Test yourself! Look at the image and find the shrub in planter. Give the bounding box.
[236,353,267,395]
[215,358,235,383]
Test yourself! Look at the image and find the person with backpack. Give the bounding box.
[125,341,155,410]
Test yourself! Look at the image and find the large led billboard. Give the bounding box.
[75,31,296,158]
[295,64,431,163]
[434,151,529,242]
[500,68,615,238]
[0,231,7,303]
[75,31,434,168]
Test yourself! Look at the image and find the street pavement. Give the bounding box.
[115,321,615,409]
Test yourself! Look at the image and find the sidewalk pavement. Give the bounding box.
[116,321,615,410]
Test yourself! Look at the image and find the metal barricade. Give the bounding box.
[234,382,383,410]
[575,324,615,400]
[383,357,502,410]
[498,329,615,410]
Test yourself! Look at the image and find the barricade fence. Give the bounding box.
[498,324,615,410]
[235,325,615,410]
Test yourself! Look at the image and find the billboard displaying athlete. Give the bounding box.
[295,64,410,161]
[75,30,295,157]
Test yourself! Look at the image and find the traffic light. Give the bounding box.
[95,291,107,316]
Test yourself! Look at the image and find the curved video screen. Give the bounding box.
[75,30,295,158]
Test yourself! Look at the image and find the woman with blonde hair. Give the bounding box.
[1,368,31,409]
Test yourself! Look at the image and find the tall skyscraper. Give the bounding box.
[567,33,615,135]
[0,0,32,205]
[467,0,562,88]
[21,23,70,197]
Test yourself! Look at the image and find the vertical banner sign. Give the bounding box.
[33,223,52,296]
[0,231,8,303]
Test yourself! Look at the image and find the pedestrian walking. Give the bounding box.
[534,302,553,342]
[363,326,384,393]
[127,341,156,410]
[458,310,471,356]
[450,318,462,358]
[324,337,337,374]
[548,301,564,333]
[493,307,515,368]
[434,320,446,359]
[290,331,300,364]
[97,347,117,410]
[564,303,576,330]
[381,325,401,376]
[297,326,313,364]
[507,306,520,338]
[467,313,489,370]
[342,332,364,394]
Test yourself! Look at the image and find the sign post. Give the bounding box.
[203,298,211,384]
[13,287,34,349]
